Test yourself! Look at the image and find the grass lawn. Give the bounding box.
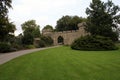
[0,46,120,80]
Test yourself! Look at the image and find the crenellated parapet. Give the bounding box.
[42,22,88,45]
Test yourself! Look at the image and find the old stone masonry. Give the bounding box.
[41,22,88,45]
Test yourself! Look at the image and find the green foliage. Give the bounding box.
[21,20,40,38]
[71,35,118,51]
[11,43,24,51]
[0,0,16,42]
[56,15,86,31]
[0,42,11,53]
[41,36,53,46]
[85,0,120,41]
[37,36,53,48]
[43,25,53,30]
[38,40,46,48]
[9,34,25,50]
[0,0,12,15]
[7,22,16,33]
[16,34,23,45]
[1,22,16,42]
[33,27,41,38]
[21,20,40,45]
[22,32,34,45]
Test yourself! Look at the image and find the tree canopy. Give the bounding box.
[21,20,40,45]
[55,15,86,31]
[21,20,40,38]
[85,0,120,41]
[0,0,12,17]
[0,0,15,42]
[43,25,53,30]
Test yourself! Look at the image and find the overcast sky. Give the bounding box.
[8,0,120,35]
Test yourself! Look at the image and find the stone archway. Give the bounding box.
[42,22,88,46]
[57,36,64,45]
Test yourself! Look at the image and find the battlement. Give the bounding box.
[42,22,86,35]
[42,22,88,45]
[54,30,79,34]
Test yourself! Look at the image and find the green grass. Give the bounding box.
[0,46,120,80]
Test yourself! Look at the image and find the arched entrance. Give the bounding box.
[58,36,64,45]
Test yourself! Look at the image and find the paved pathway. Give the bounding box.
[0,46,59,65]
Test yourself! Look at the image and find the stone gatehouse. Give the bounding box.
[42,22,88,45]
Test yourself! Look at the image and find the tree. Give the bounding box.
[55,15,86,31]
[0,21,16,42]
[0,0,14,42]
[117,26,120,40]
[43,25,53,30]
[22,31,34,45]
[21,20,40,45]
[86,0,120,41]
[16,33,23,45]
[6,22,16,38]
[33,27,41,38]
[0,0,12,15]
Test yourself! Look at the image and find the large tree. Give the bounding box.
[86,0,120,41]
[0,0,14,41]
[4,22,16,43]
[0,0,12,17]
[21,20,40,45]
[55,15,86,31]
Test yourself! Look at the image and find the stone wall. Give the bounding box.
[42,22,88,45]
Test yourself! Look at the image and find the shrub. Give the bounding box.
[71,35,118,51]
[39,40,46,48]
[22,33,34,45]
[25,45,36,49]
[0,42,11,53]
[11,43,25,51]
[41,36,53,46]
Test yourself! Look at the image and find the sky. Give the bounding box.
[8,0,120,36]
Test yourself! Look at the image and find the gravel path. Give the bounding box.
[0,46,59,65]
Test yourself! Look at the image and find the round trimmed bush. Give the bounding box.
[0,42,11,53]
[71,35,118,51]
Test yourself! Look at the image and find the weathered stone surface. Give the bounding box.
[42,22,88,45]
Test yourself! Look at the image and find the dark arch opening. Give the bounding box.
[58,36,64,45]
